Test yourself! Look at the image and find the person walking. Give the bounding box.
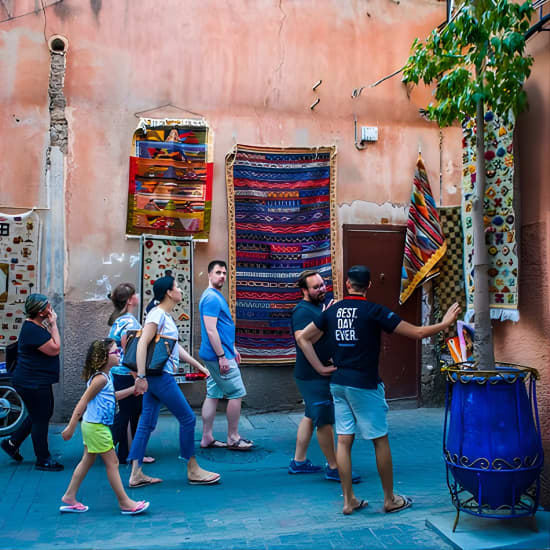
[107,282,154,465]
[289,270,360,484]
[199,260,253,451]
[298,265,460,515]
[1,294,63,471]
[127,276,218,487]
[60,339,149,515]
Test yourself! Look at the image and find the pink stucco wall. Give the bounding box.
[1,0,460,299]
[494,24,550,505]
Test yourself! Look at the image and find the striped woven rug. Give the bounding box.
[226,145,338,364]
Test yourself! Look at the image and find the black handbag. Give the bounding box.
[122,314,177,376]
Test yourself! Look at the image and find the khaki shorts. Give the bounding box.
[204,358,247,399]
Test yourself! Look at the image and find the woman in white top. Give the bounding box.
[127,276,218,487]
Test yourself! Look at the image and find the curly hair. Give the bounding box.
[82,339,114,381]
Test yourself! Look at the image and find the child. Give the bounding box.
[60,339,150,515]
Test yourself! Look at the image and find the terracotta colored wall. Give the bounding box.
[1,0,463,415]
[493,24,550,505]
[1,0,460,294]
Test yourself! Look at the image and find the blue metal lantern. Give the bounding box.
[442,362,544,531]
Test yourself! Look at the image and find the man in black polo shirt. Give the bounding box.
[298,265,460,515]
[289,270,360,483]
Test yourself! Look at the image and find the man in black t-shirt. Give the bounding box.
[298,265,460,515]
[289,270,360,483]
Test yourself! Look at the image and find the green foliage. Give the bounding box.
[402,0,534,127]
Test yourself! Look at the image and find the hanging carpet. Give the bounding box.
[226,145,339,365]
[126,118,213,240]
[461,111,519,321]
[399,155,447,305]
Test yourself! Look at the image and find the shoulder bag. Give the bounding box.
[121,313,177,376]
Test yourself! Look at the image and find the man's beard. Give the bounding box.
[308,292,325,306]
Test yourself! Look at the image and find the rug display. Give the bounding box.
[434,205,467,339]
[226,145,338,365]
[399,156,446,305]
[0,211,41,343]
[127,118,213,240]
[139,236,193,366]
[461,111,519,321]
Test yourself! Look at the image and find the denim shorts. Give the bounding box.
[295,377,334,427]
[204,358,247,399]
[330,383,389,439]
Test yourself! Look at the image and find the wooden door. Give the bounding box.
[343,224,421,400]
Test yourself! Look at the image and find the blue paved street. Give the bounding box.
[0,407,542,550]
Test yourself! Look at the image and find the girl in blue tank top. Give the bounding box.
[59,339,150,516]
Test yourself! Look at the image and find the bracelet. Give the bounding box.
[217,353,225,358]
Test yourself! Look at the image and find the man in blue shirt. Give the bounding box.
[199,260,253,451]
[298,265,460,515]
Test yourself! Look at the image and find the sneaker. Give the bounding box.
[288,459,322,474]
[325,465,361,484]
[1,438,23,462]
[35,458,64,471]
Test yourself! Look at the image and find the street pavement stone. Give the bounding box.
[0,407,460,549]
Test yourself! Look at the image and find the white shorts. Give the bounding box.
[330,383,389,439]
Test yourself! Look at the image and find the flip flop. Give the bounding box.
[128,477,162,488]
[226,438,254,451]
[121,500,150,515]
[142,456,156,464]
[59,502,89,513]
[188,474,221,485]
[200,440,227,449]
[384,495,412,514]
[343,499,368,516]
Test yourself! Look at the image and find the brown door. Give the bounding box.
[343,224,421,400]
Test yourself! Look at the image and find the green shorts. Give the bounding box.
[81,421,114,454]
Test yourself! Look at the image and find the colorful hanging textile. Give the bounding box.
[139,237,193,358]
[0,210,41,344]
[399,156,447,305]
[434,205,467,339]
[226,145,339,365]
[126,119,213,240]
[461,111,519,321]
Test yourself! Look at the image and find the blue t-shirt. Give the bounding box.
[12,320,60,388]
[314,296,401,389]
[144,307,179,374]
[199,288,235,361]
[108,313,141,375]
[291,300,332,381]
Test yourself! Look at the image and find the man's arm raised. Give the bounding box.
[393,303,461,340]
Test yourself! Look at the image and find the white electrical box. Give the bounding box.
[361,126,378,142]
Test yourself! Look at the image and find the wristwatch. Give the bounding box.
[137,374,146,380]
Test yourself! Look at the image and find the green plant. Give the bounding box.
[402,0,534,368]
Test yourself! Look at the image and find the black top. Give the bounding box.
[314,296,401,389]
[12,320,60,388]
[291,300,333,381]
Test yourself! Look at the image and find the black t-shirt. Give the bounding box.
[314,296,401,389]
[291,300,332,380]
[12,320,60,388]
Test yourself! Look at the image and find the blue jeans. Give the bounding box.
[127,373,196,464]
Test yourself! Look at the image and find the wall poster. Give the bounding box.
[138,235,194,373]
[0,211,41,345]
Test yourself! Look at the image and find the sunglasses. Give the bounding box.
[108,349,121,355]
